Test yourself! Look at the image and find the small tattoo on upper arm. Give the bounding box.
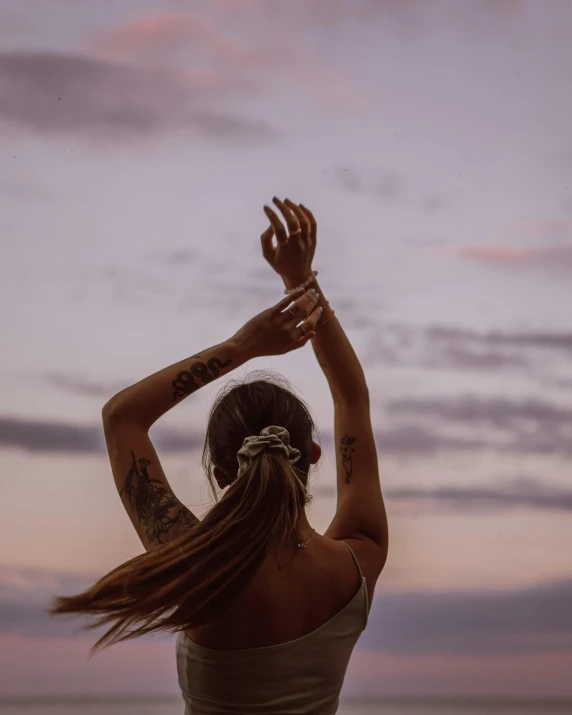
[120,450,199,544]
[171,355,232,401]
[340,433,357,484]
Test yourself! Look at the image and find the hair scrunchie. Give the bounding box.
[236,426,301,478]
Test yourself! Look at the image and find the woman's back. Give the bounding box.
[176,535,380,714]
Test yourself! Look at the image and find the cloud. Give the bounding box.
[334,166,366,194]
[0,415,203,454]
[97,12,275,72]
[361,577,572,657]
[387,479,572,513]
[94,9,372,113]
[98,14,201,60]
[362,322,572,376]
[376,170,404,202]
[3,385,572,458]
[423,195,447,212]
[0,51,278,142]
[318,474,572,513]
[333,165,406,202]
[387,395,572,430]
[459,244,572,276]
[1,562,570,657]
[380,394,572,456]
[43,373,127,399]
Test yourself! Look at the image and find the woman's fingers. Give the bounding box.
[299,204,317,244]
[272,197,301,236]
[263,205,289,244]
[284,198,310,240]
[287,301,322,351]
[281,287,319,323]
[260,225,275,263]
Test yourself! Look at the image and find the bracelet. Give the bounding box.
[315,306,336,331]
[284,270,318,295]
[285,269,335,331]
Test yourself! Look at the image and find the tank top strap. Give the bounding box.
[340,540,364,581]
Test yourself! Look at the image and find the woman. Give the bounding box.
[51,198,389,714]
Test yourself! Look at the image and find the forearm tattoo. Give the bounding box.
[340,433,357,484]
[120,450,199,544]
[171,355,232,402]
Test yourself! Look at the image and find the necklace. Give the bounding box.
[274,528,315,570]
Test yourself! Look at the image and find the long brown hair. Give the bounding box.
[49,370,320,657]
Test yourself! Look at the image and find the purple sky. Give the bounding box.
[1,0,572,700]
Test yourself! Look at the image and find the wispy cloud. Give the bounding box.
[363,322,572,374]
[387,479,572,513]
[459,244,572,275]
[97,12,276,72]
[381,394,572,456]
[0,51,278,142]
[387,394,572,430]
[92,8,372,113]
[0,415,202,454]
[2,388,572,457]
[362,576,572,657]
[333,165,406,202]
[1,562,570,657]
[422,194,447,212]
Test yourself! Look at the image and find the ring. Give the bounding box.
[290,228,301,236]
[299,325,306,336]
[287,306,298,317]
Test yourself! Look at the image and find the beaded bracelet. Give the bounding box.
[285,269,336,332]
[284,270,319,295]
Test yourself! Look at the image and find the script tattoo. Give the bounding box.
[120,450,199,545]
[340,433,357,484]
[171,355,232,401]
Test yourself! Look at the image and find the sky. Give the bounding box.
[1,0,572,701]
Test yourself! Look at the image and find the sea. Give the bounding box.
[0,698,570,715]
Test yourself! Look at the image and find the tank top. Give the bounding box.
[176,541,369,714]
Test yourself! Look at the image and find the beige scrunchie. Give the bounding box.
[236,426,301,478]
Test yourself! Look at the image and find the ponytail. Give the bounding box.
[49,449,311,657]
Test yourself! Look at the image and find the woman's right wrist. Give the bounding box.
[292,275,334,327]
[283,271,315,293]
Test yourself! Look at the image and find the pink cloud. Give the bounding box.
[97,12,278,70]
[460,246,533,263]
[459,244,572,273]
[99,14,196,57]
[93,10,372,112]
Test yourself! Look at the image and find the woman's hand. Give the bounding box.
[232,287,323,359]
[261,198,317,290]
